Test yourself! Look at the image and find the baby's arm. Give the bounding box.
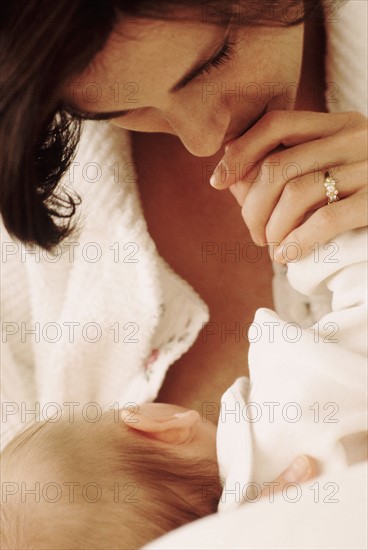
[286,227,367,355]
[246,228,367,484]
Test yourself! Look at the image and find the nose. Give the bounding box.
[165,105,228,157]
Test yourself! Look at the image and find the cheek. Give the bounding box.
[110,110,173,133]
[227,56,300,115]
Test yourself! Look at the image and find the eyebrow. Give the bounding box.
[63,31,229,121]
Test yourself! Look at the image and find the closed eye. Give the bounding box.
[195,40,237,79]
[76,36,238,124]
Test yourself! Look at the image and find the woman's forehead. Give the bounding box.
[61,18,226,112]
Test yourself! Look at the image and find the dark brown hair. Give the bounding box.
[0,0,321,250]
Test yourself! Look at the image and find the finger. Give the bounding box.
[276,454,318,483]
[228,181,250,206]
[261,455,318,498]
[211,110,365,190]
[273,191,368,263]
[266,161,366,246]
[239,126,367,245]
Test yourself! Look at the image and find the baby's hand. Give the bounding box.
[261,454,317,498]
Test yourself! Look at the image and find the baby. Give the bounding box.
[0,403,222,550]
[1,228,367,549]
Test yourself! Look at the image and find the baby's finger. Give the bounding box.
[276,454,318,483]
[273,192,368,263]
[261,455,318,499]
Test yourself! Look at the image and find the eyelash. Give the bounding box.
[95,40,236,124]
[196,40,236,79]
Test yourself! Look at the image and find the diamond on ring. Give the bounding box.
[323,172,339,204]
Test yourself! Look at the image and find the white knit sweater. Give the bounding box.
[0,0,366,450]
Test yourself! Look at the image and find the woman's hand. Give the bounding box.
[210,110,368,262]
[261,454,317,499]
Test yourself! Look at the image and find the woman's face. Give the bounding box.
[62,15,304,156]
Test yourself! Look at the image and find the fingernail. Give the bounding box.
[174,410,200,424]
[283,455,310,482]
[210,160,228,188]
[274,246,286,264]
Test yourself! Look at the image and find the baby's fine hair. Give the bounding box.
[1,409,222,549]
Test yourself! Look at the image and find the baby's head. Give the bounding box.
[1,403,222,549]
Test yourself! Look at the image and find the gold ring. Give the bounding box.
[323,171,339,204]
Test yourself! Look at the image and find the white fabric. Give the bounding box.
[217,227,367,512]
[144,461,368,550]
[0,120,209,449]
[323,0,367,117]
[270,0,368,326]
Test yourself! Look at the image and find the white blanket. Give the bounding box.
[217,228,367,512]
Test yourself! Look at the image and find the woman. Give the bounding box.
[1,0,366,547]
[0,0,366,500]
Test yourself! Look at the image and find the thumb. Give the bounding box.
[278,454,317,483]
[261,455,318,498]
